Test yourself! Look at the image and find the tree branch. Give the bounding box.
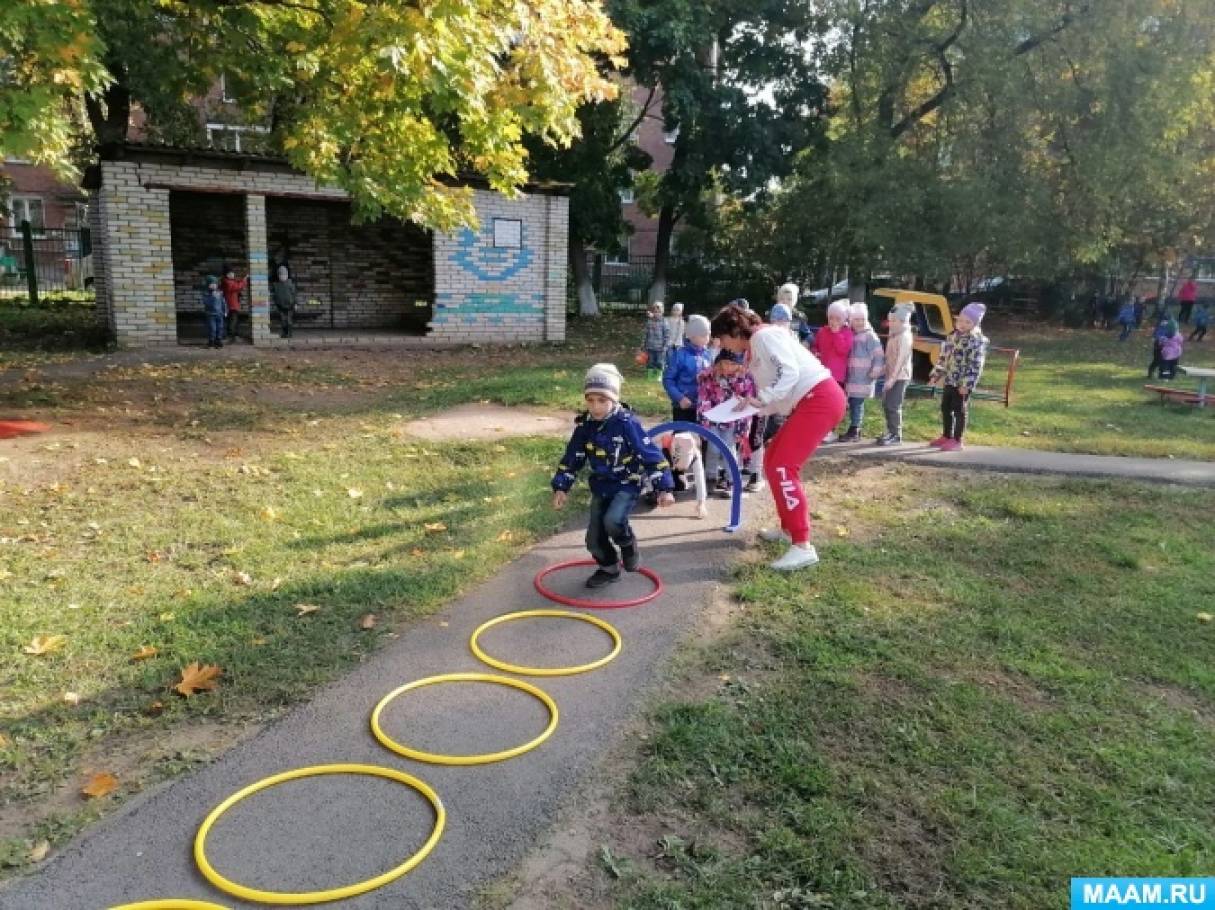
[1013,3,1091,57]
[606,84,657,154]
[889,0,966,139]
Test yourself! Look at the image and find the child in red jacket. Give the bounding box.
[810,300,853,441]
[219,266,248,342]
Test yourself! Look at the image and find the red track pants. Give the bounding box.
[763,378,847,545]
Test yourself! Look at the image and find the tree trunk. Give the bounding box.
[84,64,132,150]
[570,239,599,317]
[649,203,677,304]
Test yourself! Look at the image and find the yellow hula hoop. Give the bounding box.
[370,672,558,765]
[470,610,622,676]
[193,763,445,905]
[108,902,230,910]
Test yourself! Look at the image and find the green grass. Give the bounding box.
[0,418,573,871]
[605,472,1215,909]
[0,299,109,362]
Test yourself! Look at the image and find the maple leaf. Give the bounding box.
[173,662,222,697]
[144,700,165,716]
[359,613,377,630]
[28,840,50,863]
[127,457,142,469]
[80,772,118,799]
[22,634,67,656]
[423,522,447,533]
[294,603,321,616]
[347,488,364,499]
[131,646,158,661]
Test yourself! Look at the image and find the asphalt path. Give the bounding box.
[0,498,745,910]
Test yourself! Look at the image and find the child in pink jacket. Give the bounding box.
[810,300,854,385]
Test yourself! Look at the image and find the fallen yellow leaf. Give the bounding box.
[1198,612,1213,623]
[173,662,222,697]
[359,613,378,630]
[22,634,67,656]
[836,526,850,538]
[131,645,159,661]
[62,692,81,706]
[496,530,515,542]
[260,505,279,521]
[294,603,321,616]
[232,571,253,586]
[423,522,447,533]
[271,577,283,591]
[80,771,118,799]
[127,457,142,469]
[347,488,364,499]
[28,840,50,863]
[0,733,9,748]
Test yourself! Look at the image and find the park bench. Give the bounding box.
[1143,384,1204,406]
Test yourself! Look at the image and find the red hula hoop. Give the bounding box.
[534,559,663,609]
[0,420,51,440]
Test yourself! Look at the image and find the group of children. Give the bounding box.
[199,265,298,348]
[555,293,994,584]
[648,290,991,478]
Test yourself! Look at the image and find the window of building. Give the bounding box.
[218,73,236,103]
[6,197,45,236]
[618,186,635,204]
[605,238,630,265]
[205,122,270,153]
[663,125,680,145]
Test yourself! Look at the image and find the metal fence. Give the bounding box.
[0,223,94,301]
[576,252,775,314]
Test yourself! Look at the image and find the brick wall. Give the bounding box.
[169,192,246,336]
[92,152,567,347]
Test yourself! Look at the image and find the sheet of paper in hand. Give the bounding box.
[703,399,759,423]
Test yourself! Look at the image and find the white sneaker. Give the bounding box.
[757,527,791,544]
[823,431,838,443]
[770,544,819,571]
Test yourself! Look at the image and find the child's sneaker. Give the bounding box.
[823,430,838,443]
[928,435,950,447]
[744,473,765,493]
[586,567,622,588]
[770,544,819,571]
[939,438,964,452]
[620,544,640,572]
[714,477,732,497]
[839,426,861,442]
[875,433,901,446]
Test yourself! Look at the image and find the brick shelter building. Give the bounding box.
[87,144,570,348]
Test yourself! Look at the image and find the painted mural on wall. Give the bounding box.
[434,219,543,326]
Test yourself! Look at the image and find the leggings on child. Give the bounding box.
[941,384,969,440]
[883,380,908,438]
[705,424,742,480]
[1191,326,1207,342]
[763,378,847,545]
[847,396,866,429]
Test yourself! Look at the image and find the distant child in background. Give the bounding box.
[839,303,885,442]
[697,349,757,496]
[219,265,248,342]
[1190,302,1209,342]
[1117,297,1136,341]
[928,302,988,452]
[666,303,686,356]
[552,364,674,588]
[663,314,714,422]
[810,300,853,441]
[769,302,793,330]
[1158,321,1183,379]
[201,275,226,349]
[876,302,914,446]
[1147,313,1173,379]
[641,301,671,378]
[1133,296,1146,329]
[792,309,815,347]
[271,265,297,339]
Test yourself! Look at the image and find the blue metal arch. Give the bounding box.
[649,420,744,533]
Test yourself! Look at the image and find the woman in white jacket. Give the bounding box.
[711,303,847,570]
[877,302,914,445]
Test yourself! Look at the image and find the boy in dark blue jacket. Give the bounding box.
[662,314,713,422]
[201,275,226,349]
[553,364,675,588]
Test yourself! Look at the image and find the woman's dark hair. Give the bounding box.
[710,303,763,339]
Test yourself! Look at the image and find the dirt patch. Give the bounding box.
[1140,682,1215,730]
[0,719,254,844]
[857,799,955,907]
[402,403,573,442]
[961,667,1055,712]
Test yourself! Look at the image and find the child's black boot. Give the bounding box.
[620,543,640,572]
[586,567,621,588]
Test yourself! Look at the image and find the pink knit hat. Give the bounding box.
[960,302,987,325]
